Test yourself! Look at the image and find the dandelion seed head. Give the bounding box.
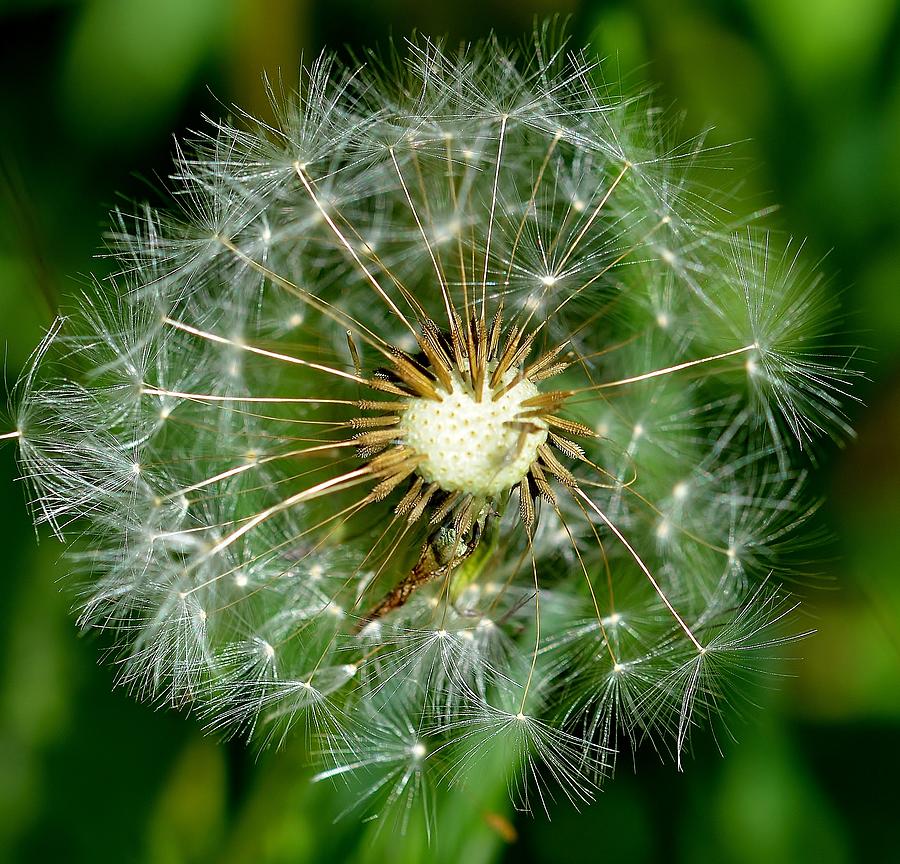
[2,22,857,827]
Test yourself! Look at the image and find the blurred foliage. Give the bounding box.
[0,1,898,862]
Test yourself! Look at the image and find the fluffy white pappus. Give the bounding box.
[1,21,857,828]
[312,694,440,836]
[435,699,612,815]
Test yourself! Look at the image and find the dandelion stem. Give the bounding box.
[504,129,562,285]
[0,430,21,441]
[140,387,358,406]
[162,318,372,387]
[294,163,420,339]
[189,466,374,574]
[481,114,508,325]
[554,504,618,664]
[216,234,397,355]
[556,161,630,271]
[519,530,542,713]
[161,441,358,500]
[572,343,758,393]
[572,486,704,652]
[390,147,458,337]
[200,491,376,607]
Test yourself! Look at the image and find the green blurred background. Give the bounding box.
[1,1,898,862]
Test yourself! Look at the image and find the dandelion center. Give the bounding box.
[399,370,548,498]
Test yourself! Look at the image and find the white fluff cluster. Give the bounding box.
[4,23,856,830]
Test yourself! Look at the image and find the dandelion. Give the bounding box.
[2,24,857,825]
